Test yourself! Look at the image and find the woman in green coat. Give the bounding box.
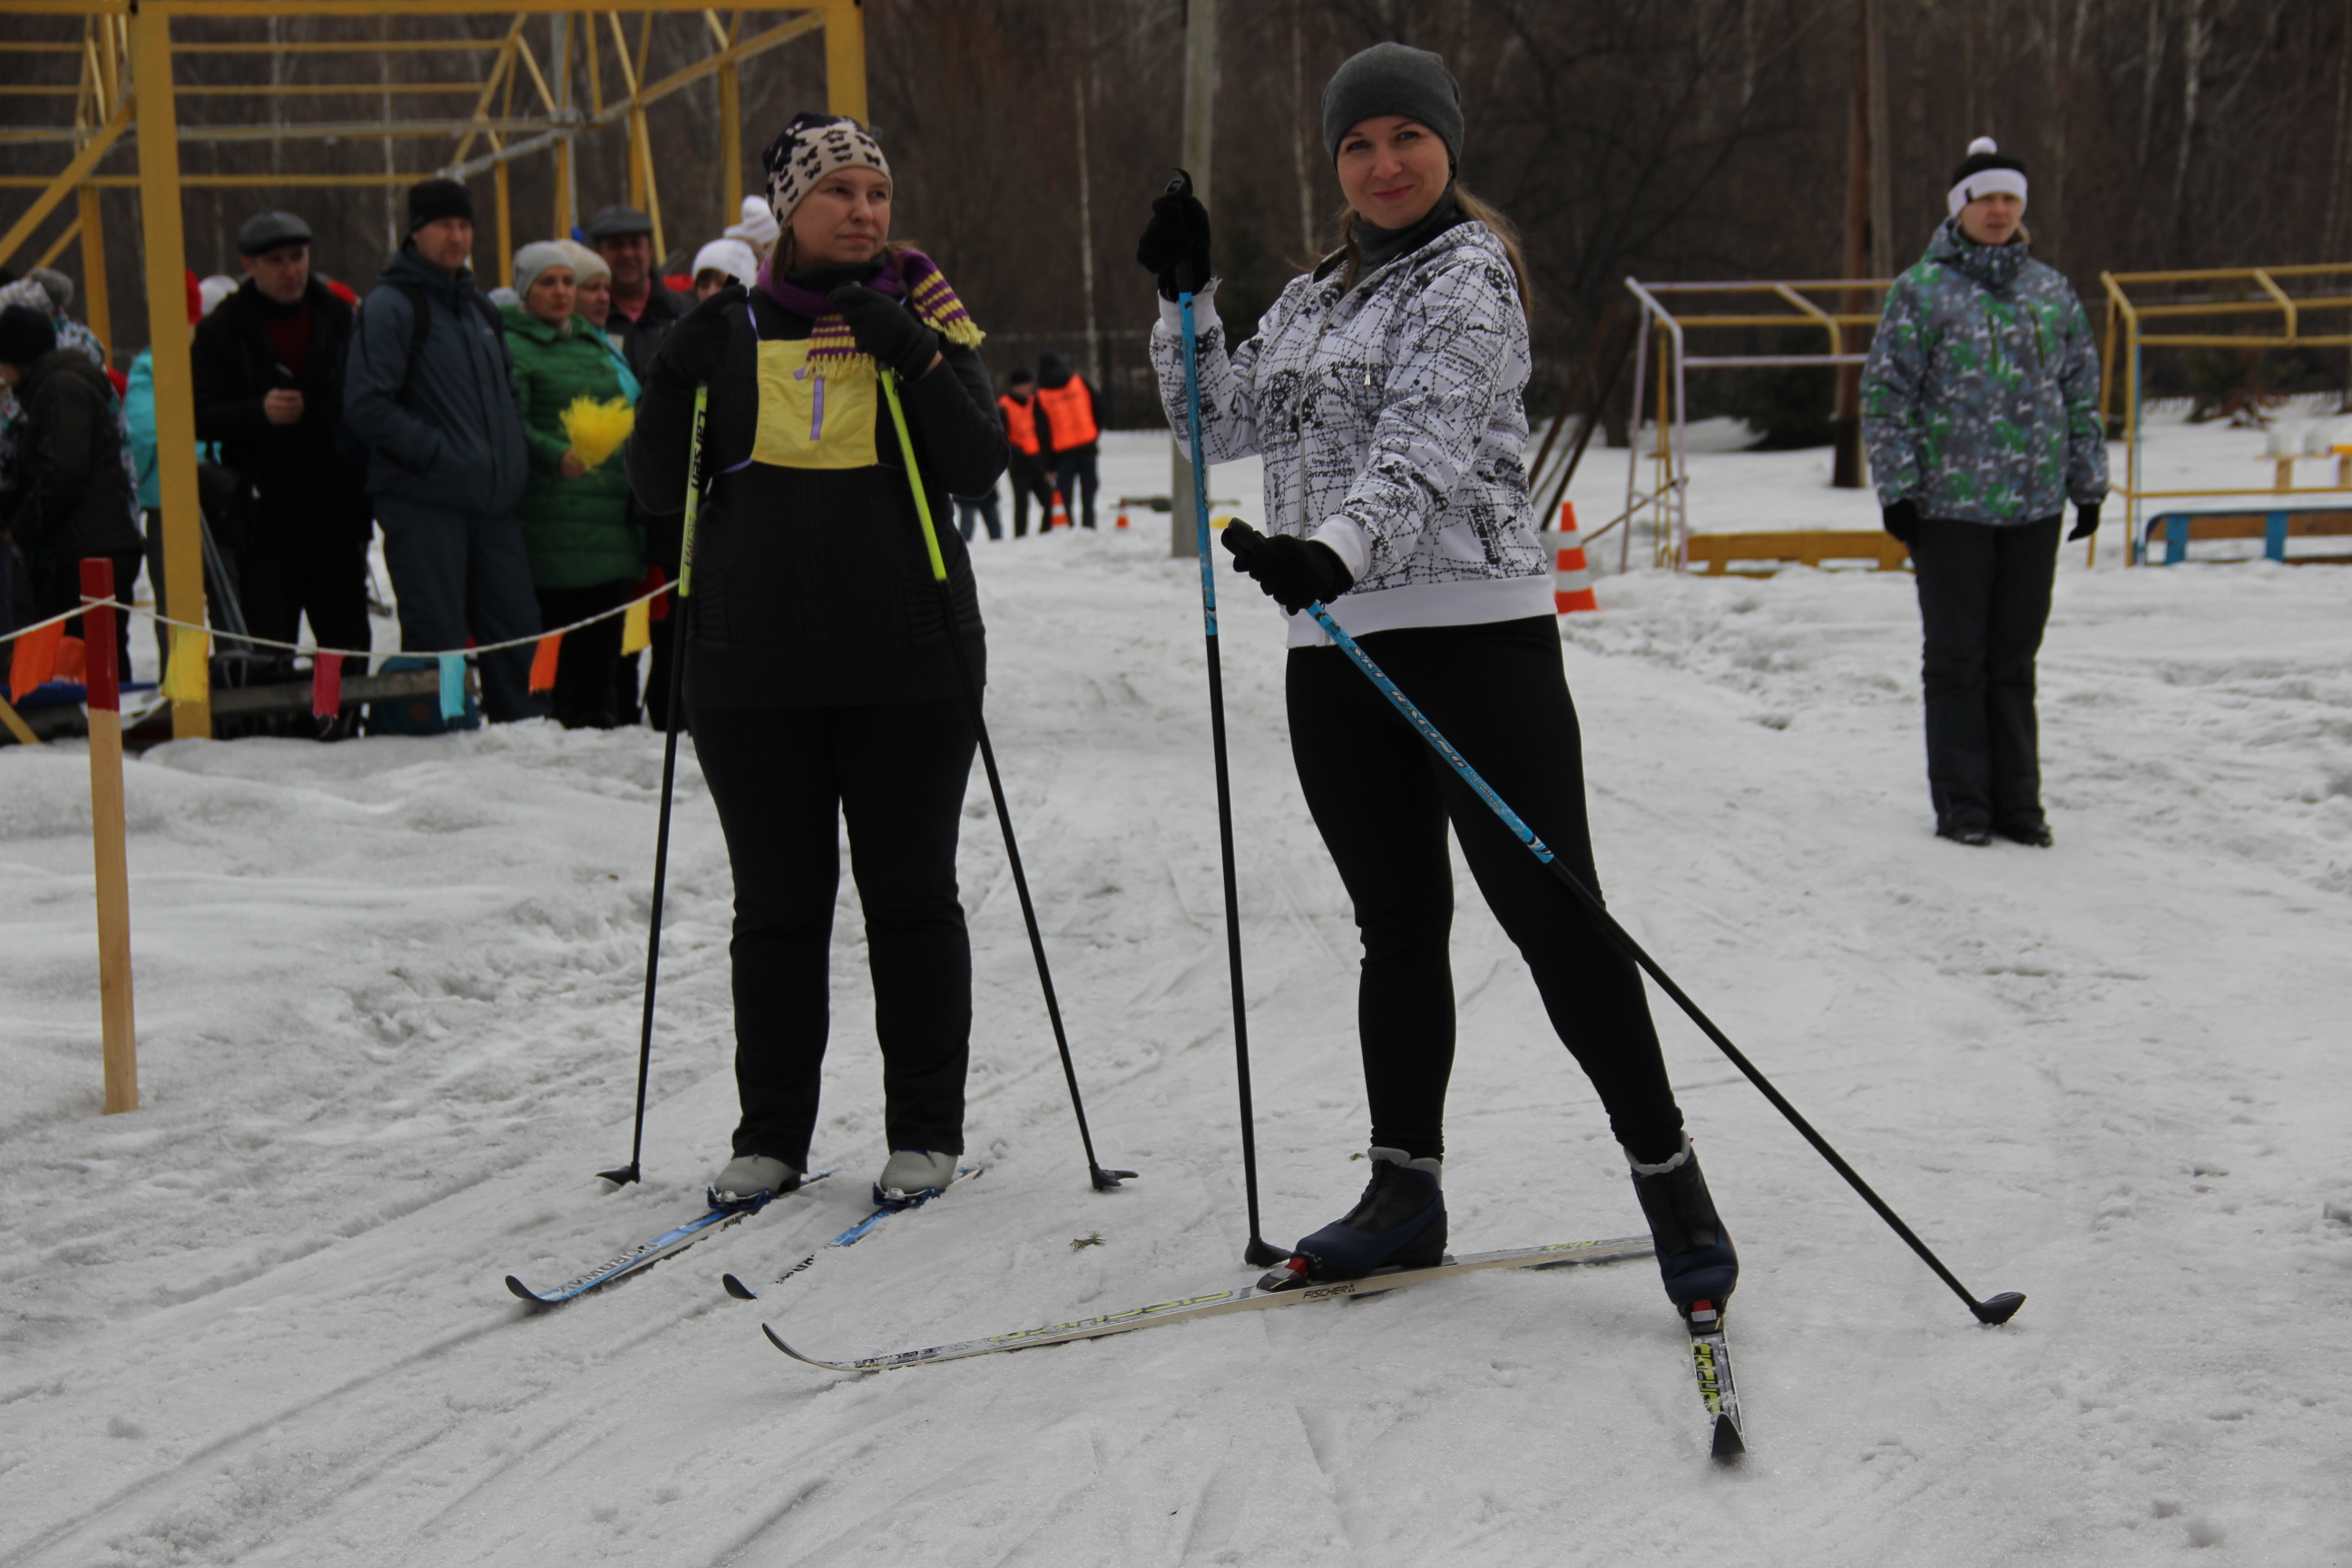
[505,240,644,729]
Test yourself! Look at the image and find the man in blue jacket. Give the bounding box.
[343,179,544,721]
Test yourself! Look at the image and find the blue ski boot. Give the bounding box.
[1268,1148,1446,1287]
[1629,1136,1737,1314]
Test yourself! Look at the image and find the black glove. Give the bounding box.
[1881,497,1921,546]
[2069,503,2100,542]
[828,282,939,381]
[1219,517,1354,615]
[1135,170,1212,301]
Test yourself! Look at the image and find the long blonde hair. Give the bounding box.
[1335,185,1532,323]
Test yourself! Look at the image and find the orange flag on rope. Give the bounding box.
[54,634,86,685]
[8,622,64,700]
[528,634,562,693]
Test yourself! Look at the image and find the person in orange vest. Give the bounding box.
[996,366,1055,537]
[1033,348,1102,530]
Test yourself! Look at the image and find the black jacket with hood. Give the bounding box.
[5,348,142,568]
[341,244,528,515]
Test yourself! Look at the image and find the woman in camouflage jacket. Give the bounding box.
[1863,137,2108,848]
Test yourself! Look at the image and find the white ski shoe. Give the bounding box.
[875,1150,959,1205]
[711,1154,799,1205]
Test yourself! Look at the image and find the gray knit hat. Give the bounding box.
[511,240,576,299]
[1321,42,1464,163]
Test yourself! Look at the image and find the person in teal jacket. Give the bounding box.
[504,240,643,729]
[1862,138,2108,848]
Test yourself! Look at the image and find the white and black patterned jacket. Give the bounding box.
[1151,220,1551,648]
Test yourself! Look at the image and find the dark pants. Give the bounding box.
[692,698,979,1169]
[1007,454,1054,536]
[534,578,633,729]
[1053,449,1100,529]
[373,494,545,723]
[1286,616,1683,1164]
[242,514,372,684]
[32,550,142,682]
[956,492,1002,542]
[1910,515,2061,832]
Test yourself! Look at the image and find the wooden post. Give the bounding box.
[78,185,110,356]
[80,558,139,1115]
[823,0,867,122]
[130,7,209,740]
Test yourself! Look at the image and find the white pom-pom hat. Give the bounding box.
[1948,135,2028,218]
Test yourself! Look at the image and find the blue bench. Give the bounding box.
[2137,507,2352,564]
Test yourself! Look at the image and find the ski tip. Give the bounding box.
[721,1273,758,1301]
[1710,1415,1746,1461]
[761,1321,826,1367]
[505,1275,552,1307]
[1973,1290,2027,1326]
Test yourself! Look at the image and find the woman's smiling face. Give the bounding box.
[1336,115,1450,230]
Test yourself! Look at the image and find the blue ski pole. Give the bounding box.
[1169,171,1286,1268]
[1297,600,2024,1326]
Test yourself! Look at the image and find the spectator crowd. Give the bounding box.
[1,173,1101,736]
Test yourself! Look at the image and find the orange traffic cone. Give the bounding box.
[1114,504,1130,530]
[1551,501,1599,613]
[1050,489,1069,529]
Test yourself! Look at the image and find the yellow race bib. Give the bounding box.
[752,338,878,470]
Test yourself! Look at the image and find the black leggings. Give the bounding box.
[691,698,977,1168]
[1910,515,2060,831]
[1286,616,1683,1164]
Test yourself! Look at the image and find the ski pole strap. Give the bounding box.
[878,368,951,584]
[678,383,708,600]
[1177,291,1219,637]
[1303,603,1557,864]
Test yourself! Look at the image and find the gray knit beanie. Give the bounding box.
[1321,42,1464,163]
[512,240,576,300]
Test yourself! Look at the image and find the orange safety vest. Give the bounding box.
[1034,377,1098,452]
[999,393,1042,456]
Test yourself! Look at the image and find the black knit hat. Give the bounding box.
[0,304,58,368]
[406,178,475,234]
[1946,137,2027,217]
[1322,42,1465,163]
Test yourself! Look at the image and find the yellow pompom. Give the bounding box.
[561,396,636,471]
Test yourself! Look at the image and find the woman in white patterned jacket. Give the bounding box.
[1137,42,1737,1314]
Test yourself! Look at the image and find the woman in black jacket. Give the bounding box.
[628,113,1007,1206]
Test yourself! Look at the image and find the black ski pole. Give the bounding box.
[600,383,706,1188]
[1169,172,1288,1268]
[878,368,1135,1193]
[1298,598,2025,1327]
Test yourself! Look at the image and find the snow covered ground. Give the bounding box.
[6,419,2350,1566]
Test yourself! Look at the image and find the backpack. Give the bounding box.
[368,279,505,404]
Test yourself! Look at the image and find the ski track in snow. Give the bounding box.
[5,423,2349,1566]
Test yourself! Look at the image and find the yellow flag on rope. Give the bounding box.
[620,598,651,656]
[162,627,211,702]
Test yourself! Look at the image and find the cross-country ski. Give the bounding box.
[721,1162,985,1299]
[504,1170,838,1306]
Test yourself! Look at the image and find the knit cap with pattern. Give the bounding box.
[762,113,890,231]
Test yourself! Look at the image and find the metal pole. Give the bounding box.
[130,5,210,740]
[1171,0,1216,560]
[824,0,867,122]
[77,185,109,354]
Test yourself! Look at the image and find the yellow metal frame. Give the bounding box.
[2098,264,2352,565]
[1622,277,1894,572]
[0,0,867,739]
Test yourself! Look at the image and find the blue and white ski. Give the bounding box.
[721,1162,982,1300]
[505,1170,837,1307]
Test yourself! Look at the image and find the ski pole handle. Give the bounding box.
[878,369,951,584]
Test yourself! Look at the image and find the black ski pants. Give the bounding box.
[693,698,978,1170]
[1286,616,1684,1165]
[241,514,372,686]
[1007,454,1053,537]
[1053,450,1101,529]
[1910,515,2061,832]
[374,495,544,723]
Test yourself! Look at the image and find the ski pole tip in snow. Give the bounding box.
[595,1162,641,1187]
[1243,1237,1290,1269]
[1090,1165,1139,1191]
[1972,1290,2027,1326]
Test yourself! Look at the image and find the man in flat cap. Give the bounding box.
[584,203,687,383]
[191,209,375,729]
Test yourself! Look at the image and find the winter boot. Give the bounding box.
[1628,1136,1737,1313]
[1286,1148,1447,1282]
[712,1153,801,1205]
[875,1150,959,1205]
